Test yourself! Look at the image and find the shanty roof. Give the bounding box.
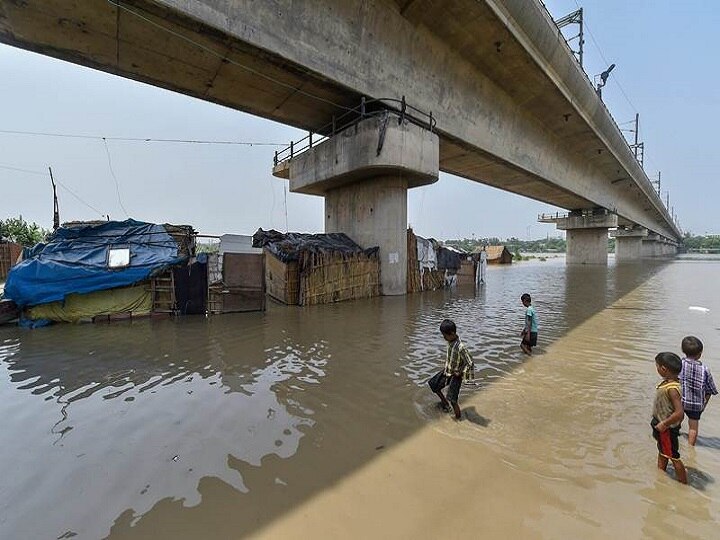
[4,219,188,307]
[253,229,378,263]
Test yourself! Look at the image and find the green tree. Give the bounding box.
[0,216,49,247]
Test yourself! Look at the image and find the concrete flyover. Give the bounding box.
[0,0,681,273]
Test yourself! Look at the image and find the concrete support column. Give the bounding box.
[325,176,408,295]
[615,236,643,261]
[566,228,609,265]
[611,226,648,262]
[274,114,439,296]
[540,211,617,265]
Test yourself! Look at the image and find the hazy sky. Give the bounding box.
[1,0,718,239]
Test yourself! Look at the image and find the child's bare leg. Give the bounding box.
[434,391,450,410]
[451,401,461,419]
[688,419,699,446]
[657,454,668,471]
[520,342,531,355]
[671,459,688,484]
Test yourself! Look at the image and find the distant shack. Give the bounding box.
[474,245,513,264]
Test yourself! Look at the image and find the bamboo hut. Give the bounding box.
[253,229,380,306]
[485,245,513,264]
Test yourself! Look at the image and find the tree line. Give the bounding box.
[0,217,49,247]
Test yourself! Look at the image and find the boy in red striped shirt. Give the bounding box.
[651,352,687,484]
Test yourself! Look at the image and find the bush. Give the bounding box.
[0,216,49,247]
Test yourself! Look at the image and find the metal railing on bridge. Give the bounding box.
[273,97,436,167]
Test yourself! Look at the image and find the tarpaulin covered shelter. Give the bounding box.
[4,219,188,311]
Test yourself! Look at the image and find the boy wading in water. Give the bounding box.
[520,293,538,355]
[428,319,474,419]
[679,335,717,446]
[652,352,688,484]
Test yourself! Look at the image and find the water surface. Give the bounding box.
[1,256,719,538]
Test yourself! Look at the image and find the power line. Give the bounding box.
[0,162,107,218]
[106,0,354,113]
[0,129,285,146]
[572,0,638,113]
[0,163,46,176]
[102,138,130,218]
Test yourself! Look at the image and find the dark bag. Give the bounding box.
[428,371,448,393]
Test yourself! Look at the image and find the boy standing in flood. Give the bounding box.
[652,352,687,484]
[679,336,717,446]
[520,293,538,355]
[428,319,474,419]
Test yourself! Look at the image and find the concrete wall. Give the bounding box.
[566,229,608,265]
[325,176,408,295]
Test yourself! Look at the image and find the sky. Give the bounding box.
[0,0,718,240]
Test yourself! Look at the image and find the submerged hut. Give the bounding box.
[485,245,513,264]
[253,229,380,306]
[3,219,199,324]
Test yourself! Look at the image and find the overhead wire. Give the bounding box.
[0,162,107,218]
[105,0,354,113]
[572,0,638,114]
[0,129,285,146]
[102,138,130,218]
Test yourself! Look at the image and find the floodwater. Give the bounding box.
[1,256,719,539]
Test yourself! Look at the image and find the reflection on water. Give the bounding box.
[1,257,719,538]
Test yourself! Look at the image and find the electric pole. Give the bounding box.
[49,167,60,230]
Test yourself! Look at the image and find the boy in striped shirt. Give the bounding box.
[427,319,474,419]
[679,336,718,446]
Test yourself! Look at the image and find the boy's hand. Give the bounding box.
[655,420,667,433]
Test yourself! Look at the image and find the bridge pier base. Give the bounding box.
[273,115,439,296]
[642,234,677,258]
[539,211,618,265]
[612,227,648,262]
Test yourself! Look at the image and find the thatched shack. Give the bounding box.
[253,229,380,306]
[474,245,513,264]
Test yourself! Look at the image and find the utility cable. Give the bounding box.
[572,0,638,113]
[106,0,354,113]
[102,138,130,218]
[0,129,285,146]
[0,162,107,218]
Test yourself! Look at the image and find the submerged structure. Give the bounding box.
[4,219,197,323]
[253,229,380,306]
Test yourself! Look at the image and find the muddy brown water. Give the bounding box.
[1,256,719,539]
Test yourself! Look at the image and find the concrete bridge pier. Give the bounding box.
[540,211,618,265]
[273,115,439,295]
[611,227,649,262]
[642,234,677,258]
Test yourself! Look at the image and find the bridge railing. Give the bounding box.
[273,97,436,166]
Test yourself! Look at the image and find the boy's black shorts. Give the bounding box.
[428,371,462,404]
[522,332,538,347]
[651,417,681,460]
[685,409,702,421]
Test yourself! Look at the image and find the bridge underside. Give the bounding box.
[0,0,679,240]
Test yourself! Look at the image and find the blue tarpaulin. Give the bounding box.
[4,219,186,307]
